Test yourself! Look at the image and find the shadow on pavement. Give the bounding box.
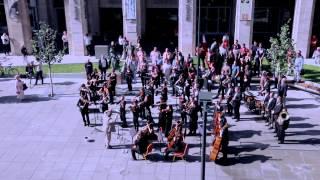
[217,154,274,166]
[284,138,320,145]
[289,116,310,122]
[286,130,320,136]
[289,123,318,129]
[0,94,54,104]
[286,104,319,109]
[53,81,77,86]
[229,130,262,141]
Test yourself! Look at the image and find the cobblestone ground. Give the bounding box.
[0,76,319,180]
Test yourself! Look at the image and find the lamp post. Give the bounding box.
[199,92,213,180]
[197,0,201,78]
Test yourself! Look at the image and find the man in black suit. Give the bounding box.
[77,92,90,126]
[266,92,276,127]
[232,87,241,122]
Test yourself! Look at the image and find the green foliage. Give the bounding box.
[267,20,295,76]
[32,22,64,65]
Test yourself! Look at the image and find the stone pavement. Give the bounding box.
[0,76,320,180]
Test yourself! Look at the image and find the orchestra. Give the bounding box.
[76,36,292,163]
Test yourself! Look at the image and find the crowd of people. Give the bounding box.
[75,33,298,161]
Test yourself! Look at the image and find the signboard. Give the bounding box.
[125,0,136,20]
[240,0,253,21]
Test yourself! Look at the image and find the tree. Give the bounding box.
[32,22,65,97]
[267,20,295,77]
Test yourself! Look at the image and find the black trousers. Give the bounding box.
[120,108,127,126]
[35,71,43,85]
[276,123,285,143]
[126,77,132,91]
[133,116,139,131]
[80,109,90,125]
[217,85,225,98]
[233,103,240,120]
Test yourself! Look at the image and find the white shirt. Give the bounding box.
[83,35,92,46]
[150,50,160,64]
[62,34,68,43]
[1,35,9,45]
[36,61,43,72]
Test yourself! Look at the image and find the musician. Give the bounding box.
[277,76,288,105]
[276,109,288,144]
[206,66,216,92]
[170,69,179,96]
[175,74,185,96]
[272,96,283,132]
[225,83,234,115]
[164,121,184,160]
[262,91,271,119]
[232,87,241,122]
[84,59,93,80]
[158,97,167,131]
[109,69,117,97]
[100,91,109,112]
[219,111,229,161]
[185,79,191,101]
[215,75,230,99]
[125,68,133,91]
[131,121,157,160]
[77,92,90,126]
[161,82,168,102]
[179,96,187,124]
[138,88,146,120]
[131,100,140,131]
[139,59,148,87]
[107,81,114,104]
[188,98,200,135]
[164,105,174,137]
[119,96,128,128]
[266,92,276,126]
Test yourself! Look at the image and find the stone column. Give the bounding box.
[3,0,32,55]
[64,0,88,56]
[178,0,196,56]
[234,0,255,47]
[292,0,316,58]
[122,0,144,44]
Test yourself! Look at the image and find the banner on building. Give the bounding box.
[240,0,253,21]
[126,0,136,20]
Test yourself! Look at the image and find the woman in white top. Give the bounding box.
[104,110,116,149]
[15,75,24,101]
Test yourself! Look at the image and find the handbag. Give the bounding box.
[23,83,28,91]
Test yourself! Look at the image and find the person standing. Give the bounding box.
[150,47,160,66]
[34,60,43,85]
[84,33,92,56]
[21,45,28,64]
[125,68,133,91]
[62,31,68,54]
[15,75,25,101]
[98,55,108,80]
[77,92,90,126]
[104,110,115,149]
[232,87,241,122]
[255,43,265,76]
[1,33,10,55]
[312,47,320,64]
[294,50,304,83]
[84,59,93,80]
[131,100,140,131]
[119,96,128,128]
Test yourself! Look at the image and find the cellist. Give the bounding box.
[164,121,184,160]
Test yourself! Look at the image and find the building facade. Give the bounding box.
[0,0,319,58]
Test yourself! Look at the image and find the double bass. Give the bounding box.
[210,111,223,161]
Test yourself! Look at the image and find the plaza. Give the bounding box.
[0,74,319,180]
[0,0,320,180]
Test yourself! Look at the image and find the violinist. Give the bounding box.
[138,88,146,120]
[109,69,117,97]
[77,92,90,126]
[164,121,184,160]
[160,81,168,102]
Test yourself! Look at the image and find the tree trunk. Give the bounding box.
[48,63,54,97]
